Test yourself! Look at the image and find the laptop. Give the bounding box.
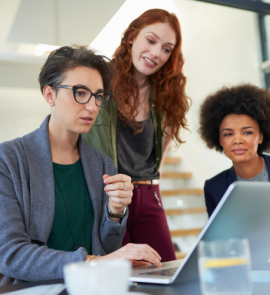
[130,182,270,284]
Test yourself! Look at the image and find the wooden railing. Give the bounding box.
[162,172,192,179]
[161,188,204,197]
[170,228,203,237]
[165,207,206,216]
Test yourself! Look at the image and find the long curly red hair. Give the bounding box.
[112,9,190,144]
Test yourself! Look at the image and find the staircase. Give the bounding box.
[160,154,208,259]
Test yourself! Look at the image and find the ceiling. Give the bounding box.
[0,0,125,64]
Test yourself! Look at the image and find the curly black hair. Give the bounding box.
[198,84,270,154]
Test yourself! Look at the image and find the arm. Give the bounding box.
[0,168,87,282]
[99,173,132,254]
[159,126,173,174]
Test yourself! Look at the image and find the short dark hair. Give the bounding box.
[38,45,112,93]
[198,84,270,154]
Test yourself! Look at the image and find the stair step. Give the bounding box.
[165,207,206,216]
[170,228,203,237]
[162,172,192,179]
[161,189,204,197]
[175,251,187,260]
[163,157,181,165]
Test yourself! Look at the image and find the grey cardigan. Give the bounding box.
[0,116,128,285]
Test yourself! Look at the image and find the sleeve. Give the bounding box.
[100,200,128,253]
[99,163,128,254]
[0,166,87,282]
[204,180,217,218]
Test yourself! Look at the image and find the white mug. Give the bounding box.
[64,259,131,295]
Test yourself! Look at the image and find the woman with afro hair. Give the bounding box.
[199,84,270,217]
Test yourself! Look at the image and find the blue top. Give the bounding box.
[204,154,270,217]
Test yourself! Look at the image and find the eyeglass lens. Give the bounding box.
[75,88,110,106]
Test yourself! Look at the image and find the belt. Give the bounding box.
[132,179,160,186]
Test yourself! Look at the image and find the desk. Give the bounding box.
[0,279,270,295]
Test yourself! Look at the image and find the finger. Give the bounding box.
[130,244,161,260]
[107,245,162,267]
[110,196,131,206]
[132,260,152,268]
[123,244,162,266]
[108,197,131,208]
[106,190,132,200]
[125,251,162,267]
[103,174,110,180]
[104,182,133,192]
[106,194,132,205]
[104,174,131,184]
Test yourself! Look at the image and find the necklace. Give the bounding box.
[54,170,86,250]
[129,120,146,133]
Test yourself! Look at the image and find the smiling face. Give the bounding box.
[219,114,263,164]
[46,66,103,135]
[131,22,176,78]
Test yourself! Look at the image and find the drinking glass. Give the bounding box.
[198,239,252,295]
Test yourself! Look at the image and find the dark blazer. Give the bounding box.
[204,154,270,217]
[0,116,128,285]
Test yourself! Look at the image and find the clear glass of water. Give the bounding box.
[198,239,252,295]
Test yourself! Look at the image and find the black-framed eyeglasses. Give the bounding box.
[56,85,112,107]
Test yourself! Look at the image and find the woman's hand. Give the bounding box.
[90,243,162,267]
[103,174,133,214]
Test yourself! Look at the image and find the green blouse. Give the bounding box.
[47,159,94,254]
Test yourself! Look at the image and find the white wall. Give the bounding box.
[0,87,49,143]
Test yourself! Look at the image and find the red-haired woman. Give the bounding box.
[83,9,190,262]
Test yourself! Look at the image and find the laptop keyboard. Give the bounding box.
[139,267,178,276]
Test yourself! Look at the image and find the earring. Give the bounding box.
[129,40,133,45]
[51,104,55,111]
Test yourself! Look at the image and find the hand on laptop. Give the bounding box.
[92,243,162,267]
[131,260,152,267]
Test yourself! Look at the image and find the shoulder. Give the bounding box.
[0,137,25,162]
[207,168,231,183]
[0,117,48,174]
[205,167,233,191]
[0,137,28,178]
[263,154,270,165]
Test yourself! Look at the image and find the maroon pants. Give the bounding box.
[122,184,176,262]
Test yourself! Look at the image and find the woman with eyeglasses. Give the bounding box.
[83,9,190,262]
[0,45,162,285]
[198,84,270,217]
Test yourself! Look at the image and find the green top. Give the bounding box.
[82,90,164,170]
[47,159,94,254]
